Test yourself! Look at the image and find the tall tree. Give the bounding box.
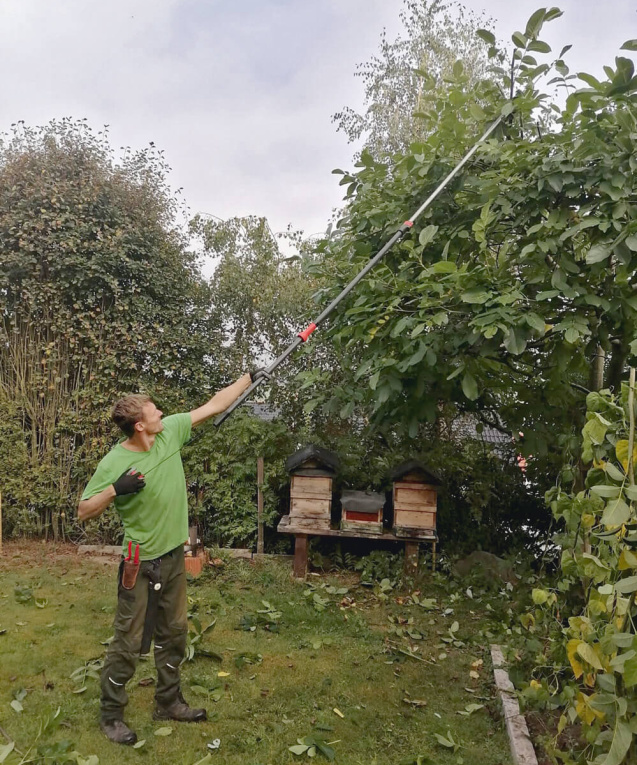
[312,9,637,462]
[333,0,494,158]
[0,119,214,538]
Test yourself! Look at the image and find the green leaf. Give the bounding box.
[289,744,310,755]
[602,498,631,527]
[461,372,479,401]
[605,462,625,482]
[621,40,637,51]
[132,740,146,749]
[525,313,546,333]
[476,29,496,45]
[461,289,490,304]
[590,484,621,498]
[154,726,173,736]
[623,654,637,687]
[419,225,438,247]
[586,245,611,264]
[576,642,603,670]
[615,576,637,594]
[532,589,549,605]
[503,327,527,355]
[603,721,632,765]
[10,700,22,713]
[512,31,527,48]
[431,260,456,274]
[524,8,546,39]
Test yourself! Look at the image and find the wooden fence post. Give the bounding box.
[257,457,264,555]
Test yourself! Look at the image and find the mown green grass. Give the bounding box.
[0,542,511,764]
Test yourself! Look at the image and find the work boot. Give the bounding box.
[153,692,207,722]
[100,719,138,745]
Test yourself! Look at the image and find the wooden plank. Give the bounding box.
[288,517,331,530]
[290,498,331,515]
[394,487,436,507]
[394,480,437,490]
[257,456,264,555]
[341,520,382,534]
[278,515,435,542]
[395,509,436,527]
[291,476,332,499]
[294,534,308,578]
[404,541,419,575]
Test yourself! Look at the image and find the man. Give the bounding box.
[78,371,258,745]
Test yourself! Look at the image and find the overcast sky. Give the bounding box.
[0,0,635,248]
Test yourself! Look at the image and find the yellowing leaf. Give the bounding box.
[469,670,480,679]
[576,642,603,671]
[575,692,605,726]
[333,708,345,718]
[567,639,584,679]
[217,671,230,678]
[616,440,637,471]
[619,550,637,570]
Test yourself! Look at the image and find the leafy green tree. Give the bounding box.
[333,0,494,158]
[0,119,215,539]
[312,11,637,465]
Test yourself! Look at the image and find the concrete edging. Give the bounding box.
[490,644,538,765]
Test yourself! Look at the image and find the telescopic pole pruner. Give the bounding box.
[214,116,504,427]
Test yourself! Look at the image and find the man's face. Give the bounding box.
[137,401,164,435]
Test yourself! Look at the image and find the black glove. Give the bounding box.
[249,368,272,383]
[113,468,146,496]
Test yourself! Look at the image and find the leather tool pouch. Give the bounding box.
[122,558,141,590]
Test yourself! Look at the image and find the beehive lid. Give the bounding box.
[389,460,441,485]
[285,444,339,476]
[341,490,385,514]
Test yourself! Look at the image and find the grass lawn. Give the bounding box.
[0,541,512,765]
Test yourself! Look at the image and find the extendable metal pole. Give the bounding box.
[214,116,503,426]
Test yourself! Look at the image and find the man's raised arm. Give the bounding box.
[190,373,252,428]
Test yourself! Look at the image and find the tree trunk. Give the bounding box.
[589,345,605,392]
[606,340,629,392]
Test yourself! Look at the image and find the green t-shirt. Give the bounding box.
[81,413,192,560]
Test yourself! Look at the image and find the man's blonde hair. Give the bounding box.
[111,394,152,437]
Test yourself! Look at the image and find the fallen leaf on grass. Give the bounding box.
[0,742,15,763]
[138,677,155,687]
[133,740,146,749]
[154,727,173,736]
[333,708,345,718]
[403,698,427,708]
[469,670,480,679]
[217,671,230,678]
[458,703,484,716]
[10,700,23,713]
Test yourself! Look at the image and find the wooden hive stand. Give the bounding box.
[285,445,339,531]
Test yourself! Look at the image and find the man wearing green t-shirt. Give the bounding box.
[78,372,257,745]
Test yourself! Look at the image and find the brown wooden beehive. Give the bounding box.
[286,445,339,530]
[341,490,384,534]
[390,460,440,538]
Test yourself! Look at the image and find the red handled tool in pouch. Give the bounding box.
[122,541,141,590]
[213,114,506,426]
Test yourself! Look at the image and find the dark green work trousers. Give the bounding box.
[100,545,188,722]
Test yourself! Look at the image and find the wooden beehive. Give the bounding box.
[390,460,441,538]
[341,490,384,534]
[286,445,339,530]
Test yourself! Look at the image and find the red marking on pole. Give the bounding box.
[298,323,317,342]
[404,220,414,227]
